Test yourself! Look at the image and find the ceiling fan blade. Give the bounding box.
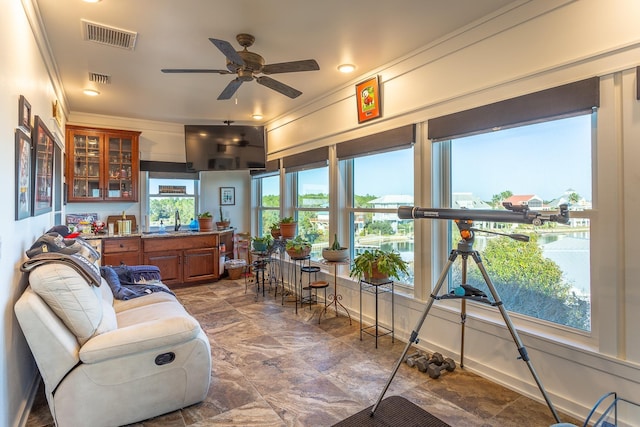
[261,59,320,74]
[209,38,244,66]
[161,68,232,74]
[256,76,302,99]
[218,78,244,100]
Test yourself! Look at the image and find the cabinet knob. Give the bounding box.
[119,243,124,248]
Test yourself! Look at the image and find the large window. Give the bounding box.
[438,114,592,331]
[148,177,197,231]
[294,167,328,259]
[257,174,280,235]
[350,148,414,286]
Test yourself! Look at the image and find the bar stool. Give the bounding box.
[300,264,320,305]
[309,280,329,323]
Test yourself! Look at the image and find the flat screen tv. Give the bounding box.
[184,125,266,171]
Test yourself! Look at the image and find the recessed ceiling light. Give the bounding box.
[252,114,263,120]
[338,64,356,73]
[83,0,102,3]
[83,89,100,96]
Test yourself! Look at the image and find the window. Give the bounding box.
[293,167,328,259]
[257,174,280,235]
[438,114,592,331]
[349,148,415,286]
[148,177,197,231]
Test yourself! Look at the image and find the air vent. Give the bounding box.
[81,19,137,50]
[89,72,111,84]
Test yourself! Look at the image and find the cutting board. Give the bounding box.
[106,215,137,234]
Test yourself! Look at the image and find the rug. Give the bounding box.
[333,395,451,427]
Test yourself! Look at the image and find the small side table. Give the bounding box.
[360,278,394,348]
[320,259,352,325]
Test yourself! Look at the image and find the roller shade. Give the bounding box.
[250,159,280,178]
[282,147,328,172]
[336,125,415,159]
[141,161,199,179]
[428,77,600,141]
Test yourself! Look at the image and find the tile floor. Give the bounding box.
[26,278,581,426]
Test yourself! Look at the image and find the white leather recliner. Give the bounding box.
[15,262,211,427]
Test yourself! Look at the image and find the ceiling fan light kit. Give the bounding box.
[162,33,319,100]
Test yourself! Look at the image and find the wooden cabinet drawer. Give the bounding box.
[103,252,141,267]
[103,237,141,253]
[143,234,217,252]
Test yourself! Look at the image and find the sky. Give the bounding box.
[263,114,592,203]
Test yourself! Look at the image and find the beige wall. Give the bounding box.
[3,1,67,426]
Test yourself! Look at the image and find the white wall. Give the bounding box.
[3,1,66,426]
[265,0,640,422]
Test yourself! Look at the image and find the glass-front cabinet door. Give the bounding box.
[65,125,140,202]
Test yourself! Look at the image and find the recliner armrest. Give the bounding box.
[79,315,201,363]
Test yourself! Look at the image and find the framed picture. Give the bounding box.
[18,95,32,133]
[15,130,32,220]
[220,186,235,205]
[31,115,55,216]
[356,75,382,123]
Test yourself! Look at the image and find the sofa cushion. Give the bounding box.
[95,298,118,336]
[29,263,104,344]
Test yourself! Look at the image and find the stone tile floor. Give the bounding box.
[26,278,581,426]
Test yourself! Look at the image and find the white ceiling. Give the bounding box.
[35,0,517,126]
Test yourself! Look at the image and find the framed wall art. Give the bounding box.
[31,115,55,216]
[220,186,235,205]
[356,75,382,123]
[15,130,32,220]
[18,95,32,133]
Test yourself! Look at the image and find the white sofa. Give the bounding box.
[15,262,211,427]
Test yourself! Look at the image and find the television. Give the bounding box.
[184,125,266,171]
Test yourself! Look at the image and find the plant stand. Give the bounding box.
[359,278,394,349]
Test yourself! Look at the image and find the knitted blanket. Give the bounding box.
[21,252,101,287]
[100,265,173,300]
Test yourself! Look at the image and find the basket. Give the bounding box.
[225,259,247,280]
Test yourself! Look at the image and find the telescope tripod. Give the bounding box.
[371,220,561,423]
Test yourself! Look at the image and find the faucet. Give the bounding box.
[174,210,181,231]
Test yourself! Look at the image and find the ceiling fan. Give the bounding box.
[161,33,320,100]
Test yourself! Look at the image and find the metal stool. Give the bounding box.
[309,280,329,323]
[300,264,321,305]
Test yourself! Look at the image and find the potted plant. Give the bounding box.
[197,211,213,232]
[216,207,230,230]
[322,234,349,262]
[285,235,311,258]
[350,248,409,281]
[252,234,273,252]
[279,216,297,239]
[270,221,281,239]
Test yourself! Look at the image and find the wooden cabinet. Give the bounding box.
[143,234,219,286]
[65,125,140,202]
[102,237,142,267]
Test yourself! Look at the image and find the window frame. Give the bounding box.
[431,112,596,345]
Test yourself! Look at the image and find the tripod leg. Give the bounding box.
[472,252,562,424]
[460,254,468,369]
[371,251,458,416]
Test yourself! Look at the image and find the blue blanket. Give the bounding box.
[100,265,174,300]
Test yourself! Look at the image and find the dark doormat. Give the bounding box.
[333,395,451,427]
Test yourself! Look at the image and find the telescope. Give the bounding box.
[397,202,570,226]
[372,201,569,423]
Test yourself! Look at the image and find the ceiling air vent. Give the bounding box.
[89,72,111,84]
[81,19,137,50]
